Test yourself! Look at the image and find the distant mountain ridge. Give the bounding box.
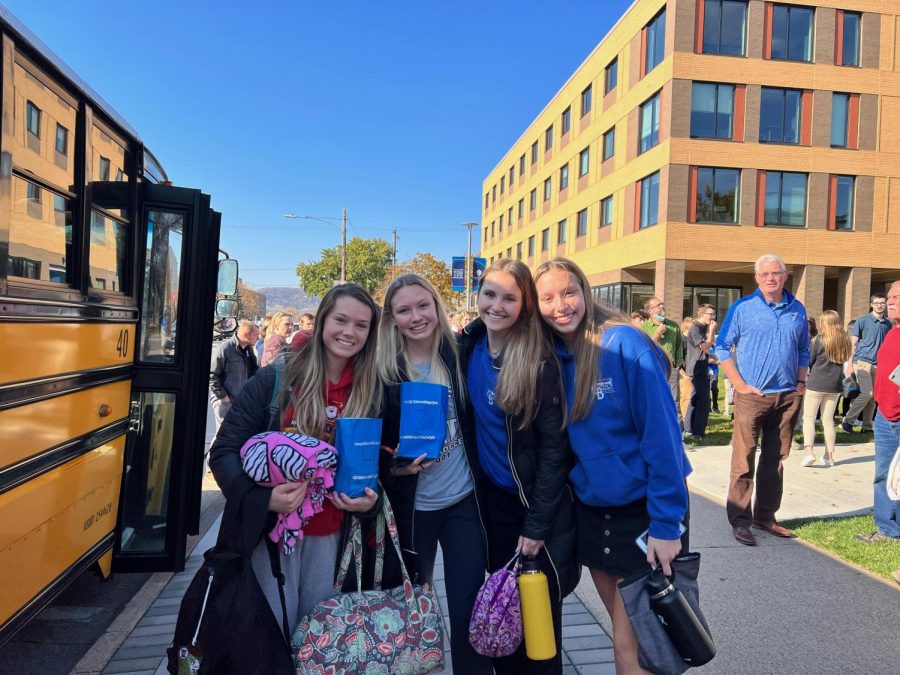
[256,286,318,312]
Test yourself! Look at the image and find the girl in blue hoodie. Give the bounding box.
[534,257,690,674]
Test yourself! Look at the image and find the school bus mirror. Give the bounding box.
[215,299,239,319]
[217,259,239,296]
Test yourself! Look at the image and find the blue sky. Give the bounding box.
[7,0,633,288]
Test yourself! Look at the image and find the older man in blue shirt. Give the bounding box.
[714,254,810,546]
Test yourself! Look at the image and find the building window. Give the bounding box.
[581,85,592,117]
[558,219,567,244]
[508,206,513,227]
[484,226,488,242]
[506,247,512,258]
[759,87,801,144]
[644,8,667,74]
[577,209,588,237]
[55,123,68,155]
[492,185,497,203]
[545,125,554,152]
[831,93,849,147]
[543,177,552,201]
[491,221,495,238]
[531,141,539,165]
[27,181,41,204]
[579,147,590,176]
[26,101,41,137]
[702,0,748,55]
[562,107,571,135]
[518,198,525,218]
[603,128,615,161]
[639,172,660,229]
[601,195,614,226]
[516,241,523,259]
[485,193,490,209]
[530,189,537,211]
[695,167,740,223]
[691,82,734,139]
[519,154,526,175]
[559,164,569,190]
[639,92,660,154]
[500,176,505,194]
[53,194,66,214]
[509,166,515,185]
[838,11,860,66]
[770,3,814,62]
[605,58,618,94]
[832,175,854,230]
[541,227,550,251]
[499,214,504,233]
[528,235,535,257]
[764,171,807,227]
[99,157,111,181]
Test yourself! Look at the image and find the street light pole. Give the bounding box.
[284,211,348,284]
[461,222,478,310]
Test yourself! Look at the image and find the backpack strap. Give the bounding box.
[267,357,285,431]
[264,535,292,645]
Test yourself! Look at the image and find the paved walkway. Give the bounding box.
[85,438,899,675]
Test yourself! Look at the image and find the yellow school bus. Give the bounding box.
[0,7,236,643]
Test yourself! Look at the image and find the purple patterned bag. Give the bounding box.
[469,552,523,657]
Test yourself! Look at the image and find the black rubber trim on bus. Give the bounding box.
[0,299,138,322]
[0,365,134,412]
[0,419,129,496]
[0,532,115,648]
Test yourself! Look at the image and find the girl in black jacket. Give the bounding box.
[377,273,492,674]
[459,259,578,675]
[209,284,383,640]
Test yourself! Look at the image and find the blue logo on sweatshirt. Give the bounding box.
[595,378,615,400]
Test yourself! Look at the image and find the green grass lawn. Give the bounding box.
[682,376,872,447]
[779,514,900,582]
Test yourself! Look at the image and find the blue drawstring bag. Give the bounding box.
[333,418,382,498]
[396,382,449,461]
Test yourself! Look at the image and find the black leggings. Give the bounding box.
[413,493,492,675]
[482,483,563,675]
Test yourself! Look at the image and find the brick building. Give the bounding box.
[481,0,900,321]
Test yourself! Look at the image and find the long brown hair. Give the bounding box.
[480,259,554,427]
[817,310,852,364]
[281,284,382,436]
[377,274,465,395]
[533,257,629,422]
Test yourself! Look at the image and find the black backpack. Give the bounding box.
[166,501,293,674]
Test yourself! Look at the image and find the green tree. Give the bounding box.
[373,252,464,308]
[296,236,393,297]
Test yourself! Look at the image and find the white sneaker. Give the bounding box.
[800,454,817,467]
[818,455,834,468]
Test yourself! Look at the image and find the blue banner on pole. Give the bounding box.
[451,256,466,292]
[472,257,486,292]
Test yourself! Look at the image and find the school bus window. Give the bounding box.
[8,176,72,284]
[89,210,127,293]
[139,210,184,363]
[26,100,41,136]
[15,60,77,187]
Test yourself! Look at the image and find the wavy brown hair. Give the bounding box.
[533,257,629,422]
[281,284,382,436]
[480,259,555,427]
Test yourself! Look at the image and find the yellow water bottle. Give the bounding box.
[517,555,557,660]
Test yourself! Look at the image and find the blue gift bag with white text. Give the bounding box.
[396,381,449,461]
[333,417,382,498]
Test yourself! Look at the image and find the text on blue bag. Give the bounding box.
[397,381,449,460]
[333,417,382,497]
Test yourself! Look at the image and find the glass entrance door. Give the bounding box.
[114,184,221,572]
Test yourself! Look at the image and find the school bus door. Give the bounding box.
[111,182,222,573]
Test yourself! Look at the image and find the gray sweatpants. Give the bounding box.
[251,530,341,635]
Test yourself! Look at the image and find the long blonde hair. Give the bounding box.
[377,274,465,395]
[266,311,291,344]
[281,284,382,436]
[817,310,852,364]
[533,257,630,422]
[481,259,554,427]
